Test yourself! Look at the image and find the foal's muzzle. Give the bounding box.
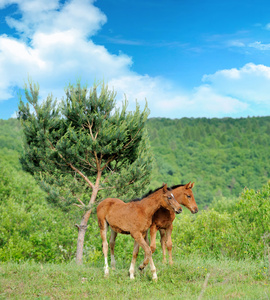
[175,207,182,214]
[191,207,199,214]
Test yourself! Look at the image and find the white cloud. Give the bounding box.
[248,41,270,50]
[0,0,130,101]
[110,62,270,118]
[4,0,105,37]
[190,86,248,115]
[0,35,45,100]
[109,75,248,118]
[227,40,246,48]
[203,63,270,104]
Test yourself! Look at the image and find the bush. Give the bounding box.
[173,209,241,259]
[0,163,78,262]
[172,181,270,260]
[233,182,270,258]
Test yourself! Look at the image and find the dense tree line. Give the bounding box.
[146,116,270,207]
[1,116,270,207]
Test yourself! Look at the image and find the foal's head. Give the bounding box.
[172,182,198,214]
[162,184,182,214]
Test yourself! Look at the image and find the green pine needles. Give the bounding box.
[18,80,154,263]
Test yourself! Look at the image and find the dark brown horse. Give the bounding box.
[97,184,182,280]
[149,182,198,265]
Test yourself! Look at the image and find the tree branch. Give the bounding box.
[100,154,118,172]
[73,203,85,209]
[87,120,95,140]
[123,126,143,150]
[47,140,95,189]
[67,162,94,189]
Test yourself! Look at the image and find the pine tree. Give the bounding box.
[18,80,153,264]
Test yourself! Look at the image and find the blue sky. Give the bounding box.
[1,0,270,119]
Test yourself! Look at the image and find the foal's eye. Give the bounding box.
[187,195,191,199]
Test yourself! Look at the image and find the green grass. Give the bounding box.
[1,256,269,299]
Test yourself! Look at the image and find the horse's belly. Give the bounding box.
[110,224,130,235]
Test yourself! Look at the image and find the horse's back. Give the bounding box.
[97,197,147,234]
[97,198,125,214]
[97,198,129,220]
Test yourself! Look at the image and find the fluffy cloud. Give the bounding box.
[4,0,106,37]
[203,63,270,104]
[108,75,248,118]
[0,0,131,101]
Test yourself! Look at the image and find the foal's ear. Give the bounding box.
[185,182,191,189]
[162,183,168,192]
[185,182,194,189]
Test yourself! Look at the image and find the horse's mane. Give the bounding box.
[130,185,172,202]
[170,184,185,189]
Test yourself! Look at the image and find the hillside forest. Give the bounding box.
[147,116,270,207]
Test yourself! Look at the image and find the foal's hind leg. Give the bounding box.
[109,229,117,270]
[149,224,158,253]
[160,229,167,264]
[99,220,109,276]
[129,240,140,279]
[166,224,174,265]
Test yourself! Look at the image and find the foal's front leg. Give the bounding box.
[132,233,158,281]
[109,229,117,270]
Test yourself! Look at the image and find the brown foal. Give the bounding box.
[97,184,182,280]
[149,182,198,265]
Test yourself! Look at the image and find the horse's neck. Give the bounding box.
[173,187,184,203]
[140,192,163,217]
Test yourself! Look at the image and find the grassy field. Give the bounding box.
[1,256,269,300]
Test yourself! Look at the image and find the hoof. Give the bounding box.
[152,275,158,281]
[139,265,145,271]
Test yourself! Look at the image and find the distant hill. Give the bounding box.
[1,116,269,207]
[146,116,270,207]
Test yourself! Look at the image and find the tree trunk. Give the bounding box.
[75,208,92,264]
[75,173,101,264]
